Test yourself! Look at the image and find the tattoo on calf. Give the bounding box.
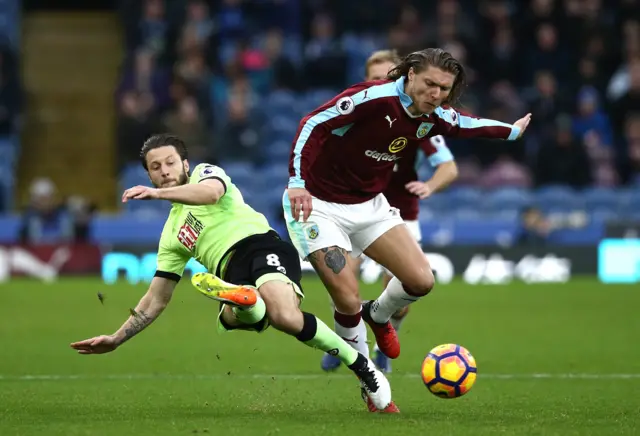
[124,309,152,340]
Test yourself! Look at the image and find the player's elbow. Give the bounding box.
[199,179,226,204]
[209,191,222,204]
[201,185,223,204]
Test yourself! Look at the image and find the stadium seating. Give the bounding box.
[0,136,18,213]
[1,3,633,250]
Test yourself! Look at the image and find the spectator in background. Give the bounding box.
[526,71,570,138]
[216,92,262,163]
[483,22,519,84]
[396,4,427,46]
[116,91,159,169]
[523,23,569,85]
[138,0,170,57]
[534,115,592,188]
[428,0,476,45]
[572,86,613,148]
[521,0,559,35]
[0,48,22,136]
[174,46,209,95]
[117,50,171,114]
[20,179,75,245]
[620,114,640,185]
[183,0,215,46]
[217,0,246,43]
[607,20,639,102]
[263,28,298,90]
[66,196,97,242]
[576,56,607,96]
[235,37,270,94]
[303,13,346,88]
[610,56,640,146]
[517,206,552,246]
[387,25,412,55]
[162,96,211,163]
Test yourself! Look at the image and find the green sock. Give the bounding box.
[233,297,266,324]
[296,312,359,366]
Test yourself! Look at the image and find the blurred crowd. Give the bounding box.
[0,39,22,213]
[5,0,640,245]
[115,0,639,188]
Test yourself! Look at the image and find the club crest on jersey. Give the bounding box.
[177,212,204,251]
[307,224,319,240]
[416,122,434,139]
[388,137,407,153]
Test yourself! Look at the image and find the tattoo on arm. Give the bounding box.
[123,309,152,341]
[308,246,347,274]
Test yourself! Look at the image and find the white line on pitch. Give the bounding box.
[1,373,640,381]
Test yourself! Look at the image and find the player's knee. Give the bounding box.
[259,281,303,335]
[331,289,362,315]
[267,306,303,335]
[404,267,435,296]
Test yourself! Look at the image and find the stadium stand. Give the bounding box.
[2,0,639,247]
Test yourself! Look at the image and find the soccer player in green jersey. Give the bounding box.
[70,134,395,412]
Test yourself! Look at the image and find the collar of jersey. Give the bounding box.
[395,76,424,118]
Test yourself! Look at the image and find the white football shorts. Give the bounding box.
[282,191,404,259]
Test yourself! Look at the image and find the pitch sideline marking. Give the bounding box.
[1,373,640,381]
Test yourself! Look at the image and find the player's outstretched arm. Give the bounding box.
[69,277,177,354]
[122,179,225,206]
[157,179,225,205]
[434,107,532,141]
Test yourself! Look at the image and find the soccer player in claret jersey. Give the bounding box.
[320,50,460,374]
[283,48,531,410]
[70,134,395,413]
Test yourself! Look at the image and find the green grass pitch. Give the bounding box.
[1,276,639,435]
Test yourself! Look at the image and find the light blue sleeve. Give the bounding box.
[426,135,454,167]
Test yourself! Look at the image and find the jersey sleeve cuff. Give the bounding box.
[154,270,181,282]
[288,177,306,189]
[200,176,227,194]
[508,125,521,141]
[428,148,454,166]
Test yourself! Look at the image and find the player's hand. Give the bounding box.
[122,185,160,202]
[405,181,432,199]
[70,335,119,355]
[514,113,532,138]
[287,188,313,222]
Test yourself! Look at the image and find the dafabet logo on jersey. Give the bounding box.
[388,137,407,153]
[177,212,204,251]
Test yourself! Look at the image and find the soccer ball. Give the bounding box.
[421,343,477,398]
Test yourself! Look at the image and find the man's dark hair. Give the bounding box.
[387,48,467,105]
[140,134,188,170]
